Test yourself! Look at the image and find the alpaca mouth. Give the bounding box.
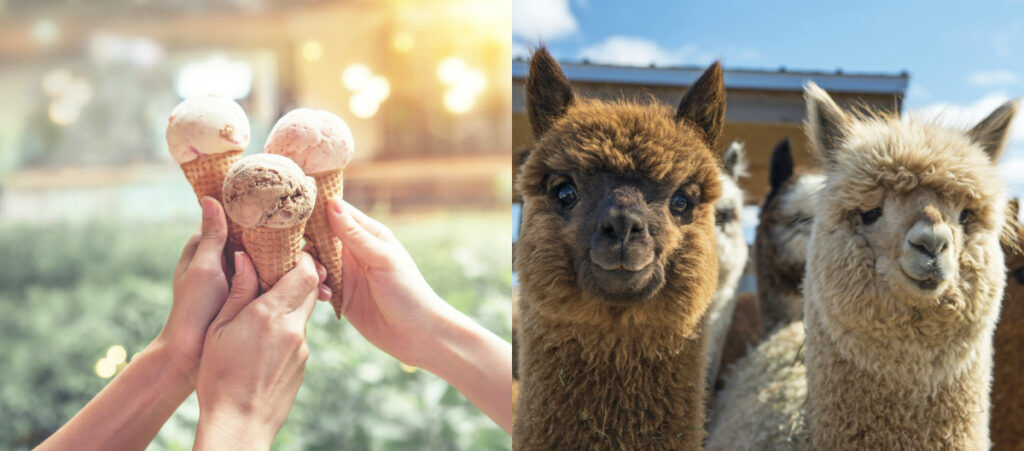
[584,261,663,305]
[899,266,944,292]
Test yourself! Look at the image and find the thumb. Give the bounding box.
[214,251,259,325]
[327,197,392,267]
[192,197,228,271]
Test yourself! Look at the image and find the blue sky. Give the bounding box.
[512,0,1024,195]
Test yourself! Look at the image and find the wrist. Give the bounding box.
[195,408,275,451]
[150,333,199,387]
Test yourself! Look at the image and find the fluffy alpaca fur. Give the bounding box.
[714,291,763,391]
[993,199,1024,450]
[514,48,725,449]
[754,139,824,332]
[705,141,750,387]
[709,84,1017,450]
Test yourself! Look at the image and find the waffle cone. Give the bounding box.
[180,150,245,260]
[306,170,345,318]
[242,223,306,291]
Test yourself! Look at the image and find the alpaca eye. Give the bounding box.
[554,183,578,209]
[860,207,882,225]
[1014,267,1024,285]
[959,209,972,225]
[716,208,734,226]
[671,193,689,212]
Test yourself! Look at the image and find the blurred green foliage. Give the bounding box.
[0,213,512,450]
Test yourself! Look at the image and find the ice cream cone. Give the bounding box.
[222,154,317,293]
[242,223,307,291]
[305,169,345,317]
[180,150,245,257]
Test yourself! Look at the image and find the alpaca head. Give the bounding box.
[756,139,825,288]
[516,48,724,330]
[804,82,1016,376]
[716,142,750,289]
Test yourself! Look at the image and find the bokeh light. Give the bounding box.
[437,57,468,85]
[32,20,59,46]
[342,63,372,91]
[175,55,253,99]
[392,31,415,53]
[437,57,487,115]
[342,64,389,118]
[106,345,127,364]
[301,40,323,62]
[94,358,116,379]
[349,91,381,118]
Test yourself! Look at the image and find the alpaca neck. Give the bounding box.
[513,309,707,450]
[804,304,991,449]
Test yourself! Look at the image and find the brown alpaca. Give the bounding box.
[514,48,725,449]
[709,84,1017,449]
[754,138,823,331]
[993,199,1024,450]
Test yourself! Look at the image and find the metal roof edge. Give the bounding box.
[511,60,909,95]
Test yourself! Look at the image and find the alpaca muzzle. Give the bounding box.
[899,218,954,291]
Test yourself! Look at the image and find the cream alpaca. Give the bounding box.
[709,83,1017,449]
[705,141,750,387]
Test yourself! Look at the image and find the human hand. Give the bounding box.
[327,198,513,432]
[193,251,322,450]
[155,196,230,384]
[327,198,461,367]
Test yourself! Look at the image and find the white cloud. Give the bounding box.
[512,0,577,41]
[967,70,1018,87]
[578,36,717,67]
[913,92,1024,197]
[913,91,1023,142]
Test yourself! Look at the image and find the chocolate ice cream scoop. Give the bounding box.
[222,154,316,229]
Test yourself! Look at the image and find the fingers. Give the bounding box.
[175,233,201,279]
[333,198,399,245]
[214,252,260,325]
[262,253,321,317]
[327,198,394,267]
[192,197,229,272]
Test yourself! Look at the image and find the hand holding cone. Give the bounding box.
[167,96,251,264]
[222,154,317,290]
[265,108,355,317]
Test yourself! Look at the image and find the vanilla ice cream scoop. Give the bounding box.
[166,96,251,164]
[222,154,316,229]
[264,108,354,174]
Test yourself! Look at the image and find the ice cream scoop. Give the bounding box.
[264,108,354,174]
[222,154,316,229]
[223,154,317,291]
[265,108,354,318]
[167,95,251,270]
[166,96,250,164]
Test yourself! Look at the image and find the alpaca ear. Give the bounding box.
[968,98,1020,163]
[677,61,726,150]
[769,138,794,190]
[722,141,747,181]
[526,47,575,139]
[804,82,849,167]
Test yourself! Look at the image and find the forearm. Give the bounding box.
[37,340,194,450]
[421,303,514,434]
[193,409,275,451]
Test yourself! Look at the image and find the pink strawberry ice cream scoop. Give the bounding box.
[222,154,316,229]
[264,108,354,174]
[166,96,251,164]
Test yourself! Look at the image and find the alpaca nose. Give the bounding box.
[599,207,647,243]
[906,219,952,258]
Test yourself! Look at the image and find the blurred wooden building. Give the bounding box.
[512,59,909,203]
